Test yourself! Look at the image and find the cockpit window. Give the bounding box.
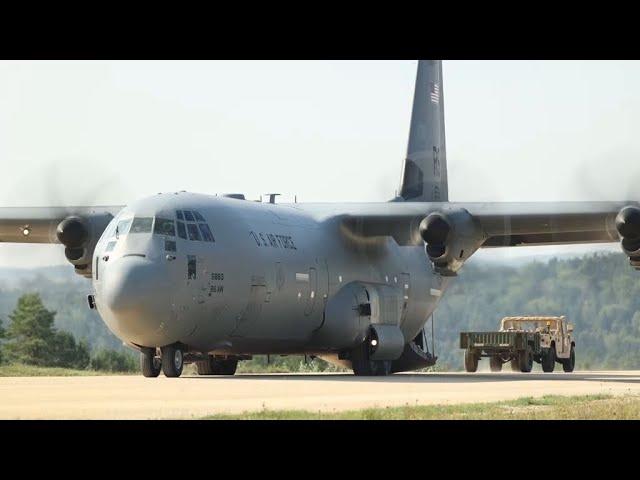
[130,217,154,234]
[199,223,215,242]
[176,221,187,240]
[183,210,195,222]
[176,210,184,221]
[115,218,132,239]
[193,210,206,222]
[154,218,175,236]
[187,223,201,241]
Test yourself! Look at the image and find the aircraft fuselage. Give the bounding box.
[93,192,448,357]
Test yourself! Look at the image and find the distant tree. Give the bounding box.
[0,317,5,365]
[4,294,56,366]
[51,332,90,369]
[90,349,137,372]
[4,293,90,368]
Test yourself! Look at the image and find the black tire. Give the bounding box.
[195,358,214,375]
[196,357,238,375]
[541,346,556,373]
[161,345,184,378]
[518,347,533,373]
[140,349,161,378]
[510,358,521,372]
[489,356,502,372]
[563,346,575,373]
[351,340,392,376]
[464,349,479,373]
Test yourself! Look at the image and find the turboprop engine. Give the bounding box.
[616,206,640,270]
[419,209,485,276]
[56,213,113,278]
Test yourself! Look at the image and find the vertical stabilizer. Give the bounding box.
[399,60,448,202]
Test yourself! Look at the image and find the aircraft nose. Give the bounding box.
[100,255,171,346]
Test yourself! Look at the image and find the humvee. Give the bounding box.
[460,316,576,373]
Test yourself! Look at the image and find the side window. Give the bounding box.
[193,210,206,222]
[187,255,197,279]
[184,211,195,222]
[187,223,201,241]
[105,241,117,252]
[199,224,215,242]
[115,218,132,239]
[177,221,187,240]
[176,210,184,221]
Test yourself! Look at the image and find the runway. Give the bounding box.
[1,371,639,419]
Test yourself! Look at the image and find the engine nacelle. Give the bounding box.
[419,209,484,276]
[56,213,113,278]
[616,206,640,269]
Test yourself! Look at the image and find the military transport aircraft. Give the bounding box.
[1,60,639,377]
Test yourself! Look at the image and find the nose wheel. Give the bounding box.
[140,348,161,378]
[161,345,184,378]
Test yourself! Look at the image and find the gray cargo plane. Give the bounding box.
[2,60,640,377]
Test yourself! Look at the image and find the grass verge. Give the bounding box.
[0,363,136,377]
[202,394,640,420]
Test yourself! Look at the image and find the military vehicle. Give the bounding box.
[460,316,576,373]
[0,60,636,378]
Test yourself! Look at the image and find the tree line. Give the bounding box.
[0,293,136,372]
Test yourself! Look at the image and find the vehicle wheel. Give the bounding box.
[464,349,479,373]
[563,346,575,373]
[161,345,184,378]
[541,346,556,373]
[518,347,533,373]
[489,356,502,372]
[351,339,392,376]
[195,358,214,375]
[196,356,238,375]
[510,358,521,372]
[140,349,161,378]
[215,358,239,375]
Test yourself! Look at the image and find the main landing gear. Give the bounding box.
[140,344,185,378]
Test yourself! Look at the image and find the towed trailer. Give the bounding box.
[460,316,576,373]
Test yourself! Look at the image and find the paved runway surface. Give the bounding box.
[1,371,639,419]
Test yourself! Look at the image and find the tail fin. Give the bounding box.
[399,60,448,202]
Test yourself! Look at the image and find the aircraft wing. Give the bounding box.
[339,201,638,248]
[0,206,124,244]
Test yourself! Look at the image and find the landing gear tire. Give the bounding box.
[518,347,533,373]
[161,345,184,378]
[464,349,479,373]
[196,356,238,376]
[489,356,502,372]
[541,346,556,373]
[140,348,161,378]
[351,339,391,376]
[563,346,575,373]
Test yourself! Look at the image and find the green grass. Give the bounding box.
[0,363,136,377]
[202,394,640,420]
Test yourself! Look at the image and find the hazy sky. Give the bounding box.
[1,60,639,268]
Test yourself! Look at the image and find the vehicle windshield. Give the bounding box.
[501,319,559,331]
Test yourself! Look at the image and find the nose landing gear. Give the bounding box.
[161,344,184,378]
[139,344,185,378]
[140,348,161,378]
